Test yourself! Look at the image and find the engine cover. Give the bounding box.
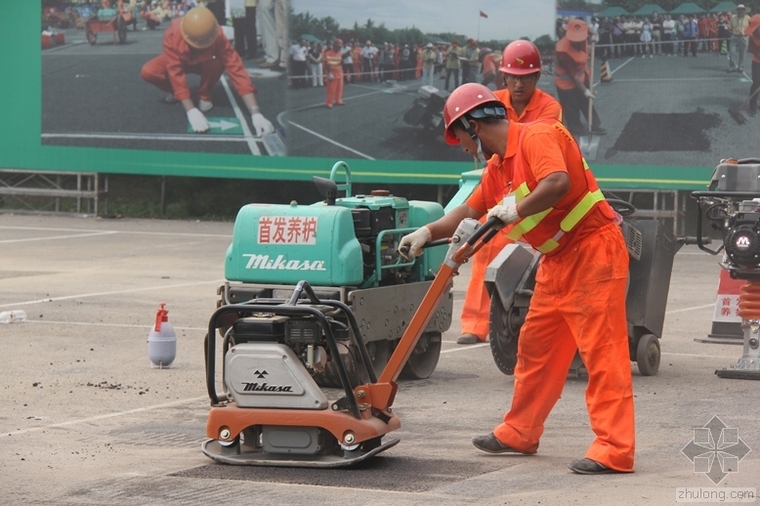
[725,223,760,268]
[224,343,329,409]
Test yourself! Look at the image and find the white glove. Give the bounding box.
[187,108,209,133]
[487,204,521,228]
[252,113,275,137]
[584,88,595,99]
[398,226,432,260]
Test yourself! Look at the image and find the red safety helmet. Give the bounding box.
[499,40,541,76]
[443,83,505,145]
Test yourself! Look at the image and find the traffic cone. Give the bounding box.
[600,58,613,84]
[720,40,728,55]
[698,268,743,344]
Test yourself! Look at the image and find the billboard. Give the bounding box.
[6,1,755,188]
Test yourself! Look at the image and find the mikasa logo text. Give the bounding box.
[242,382,294,392]
[243,254,327,271]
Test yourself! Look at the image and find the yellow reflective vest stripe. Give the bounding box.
[504,162,603,254]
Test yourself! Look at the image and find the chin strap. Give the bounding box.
[475,138,487,165]
[459,116,487,165]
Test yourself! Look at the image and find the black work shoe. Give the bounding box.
[568,458,617,474]
[472,433,521,454]
[456,333,480,345]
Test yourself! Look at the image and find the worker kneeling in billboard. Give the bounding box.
[399,83,635,475]
[140,6,274,136]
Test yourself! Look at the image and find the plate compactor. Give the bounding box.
[202,161,479,467]
[202,207,497,467]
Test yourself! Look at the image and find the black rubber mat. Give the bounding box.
[172,455,515,492]
[610,109,721,152]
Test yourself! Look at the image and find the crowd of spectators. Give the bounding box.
[286,38,490,91]
[588,10,741,59]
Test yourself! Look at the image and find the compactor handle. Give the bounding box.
[467,215,503,246]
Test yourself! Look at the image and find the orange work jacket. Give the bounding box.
[554,38,588,91]
[161,18,255,101]
[467,120,615,256]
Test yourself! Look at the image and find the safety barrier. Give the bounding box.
[0,169,108,215]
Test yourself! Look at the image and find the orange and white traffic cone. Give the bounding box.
[699,268,744,343]
[600,58,613,84]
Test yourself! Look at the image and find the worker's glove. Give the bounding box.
[584,88,596,100]
[487,204,521,228]
[398,226,432,260]
[252,113,275,137]
[187,107,209,133]
[328,72,335,81]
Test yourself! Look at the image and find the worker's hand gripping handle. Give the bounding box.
[467,215,503,246]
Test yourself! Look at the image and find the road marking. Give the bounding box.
[42,132,247,142]
[0,225,229,238]
[219,75,262,155]
[287,121,376,160]
[441,342,488,354]
[0,230,118,244]
[612,77,733,82]
[666,303,715,314]
[0,279,224,309]
[5,396,207,437]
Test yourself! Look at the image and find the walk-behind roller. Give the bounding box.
[215,161,452,388]
[202,214,501,467]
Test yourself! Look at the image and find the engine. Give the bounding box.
[721,202,760,269]
[695,158,760,277]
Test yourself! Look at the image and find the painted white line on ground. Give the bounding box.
[22,320,208,331]
[612,77,733,82]
[0,225,229,238]
[4,396,207,437]
[0,279,224,309]
[441,342,489,354]
[666,303,715,314]
[662,351,736,358]
[42,132,246,142]
[220,74,262,155]
[0,230,118,244]
[287,121,376,160]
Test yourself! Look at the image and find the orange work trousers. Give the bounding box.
[460,227,511,340]
[325,70,344,107]
[493,222,635,472]
[141,54,225,102]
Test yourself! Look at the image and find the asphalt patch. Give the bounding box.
[608,109,721,153]
[172,456,510,492]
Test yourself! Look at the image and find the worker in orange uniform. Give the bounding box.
[140,6,274,136]
[746,14,760,117]
[456,40,562,345]
[554,19,605,136]
[324,38,345,108]
[399,83,634,475]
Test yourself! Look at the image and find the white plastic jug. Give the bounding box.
[147,303,176,369]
